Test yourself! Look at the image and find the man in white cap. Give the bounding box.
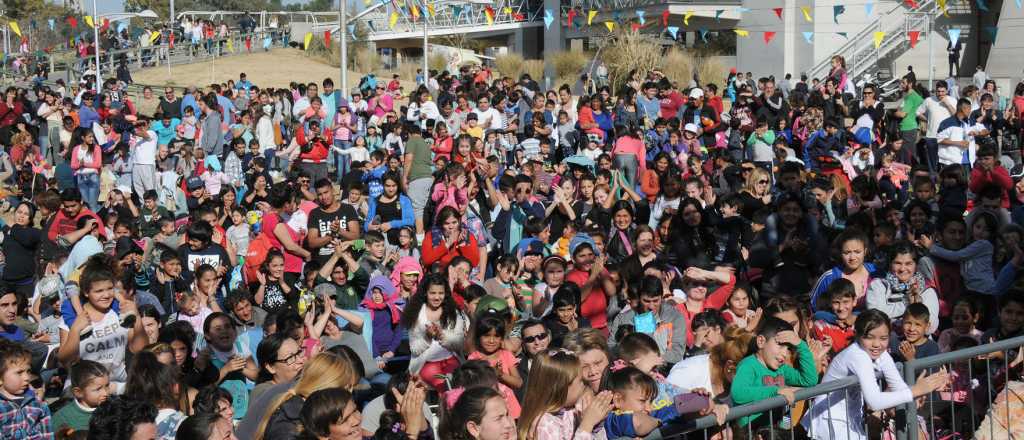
[680,87,721,146]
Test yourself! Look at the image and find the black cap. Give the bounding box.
[115,237,143,260]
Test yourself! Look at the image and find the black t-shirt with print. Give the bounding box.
[307,204,360,266]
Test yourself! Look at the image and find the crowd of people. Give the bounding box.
[0,50,1023,440]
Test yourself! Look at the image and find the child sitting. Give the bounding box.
[730,317,818,432]
[467,316,523,391]
[890,303,940,363]
[431,163,469,217]
[938,298,983,352]
[0,339,52,439]
[811,278,857,355]
[603,366,664,438]
[721,281,758,330]
[52,360,110,433]
[359,276,402,370]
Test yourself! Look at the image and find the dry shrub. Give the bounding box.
[551,50,589,81]
[522,60,544,81]
[428,53,448,72]
[398,61,420,81]
[660,48,692,86]
[695,56,728,86]
[495,53,525,78]
[600,30,662,92]
[353,48,381,75]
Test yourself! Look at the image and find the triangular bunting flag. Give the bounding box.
[303,32,313,49]
[763,31,776,44]
[948,28,961,46]
[348,24,357,40]
[426,3,435,17]
[684,10,694,26]
[389,12,399,29]
[170,32,175,48]
[605,21,615,32]
[801,7,812,22]
[544,9,554,29]
[908,30,920,48]
[985,26,998,40]
[485,6,495,26]
[834,5,845,24]
[773,8,783,19]
[567,9,576,28]
[613,11,622,23]
[662,10,669,26]
[227,38,235,53]
[101,18,109,32]
[837,32,848,39]
[802,31,814,44]
[67,17,77,29]
[666,26,679,39]
[9,22,21,37]
[937,0,947,15]
[734,29,749,37]
[84,15,94,28]
[977,0,989,11]
[588,10,597,26]
[715,10,724,22]
[866,2,875,16]
[699,29,709,43]
[513,12,524,21]
[503,6,512,15]
[410,4,420,21]
[150,30,161,43]
[117,22,127,33]
[452,5,463,20]
[263,35,272,49]
[245,36,251,51]
[636,10,645,26]
[873,31,885,48]
[905,0,919,8]
[630,23,641,32]
[1017,0,1022,9]
[324,30,331,48]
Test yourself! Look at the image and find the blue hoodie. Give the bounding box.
[359,276,403,357]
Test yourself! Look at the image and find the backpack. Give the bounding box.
[243,231,273,285]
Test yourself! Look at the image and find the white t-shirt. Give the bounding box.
[916,96,955,138]
[59,309,128,384]
[474,107,503,131]
[133,130,158,166]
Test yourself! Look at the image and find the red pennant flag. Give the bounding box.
[908,30,921,48]
[662,10,670,26]
[631,22,641,32]
[100,18,110,32]
[764,31,776,44]
[905,0,919,8]
[567,9,576,28]
[513,13,524,21]
[67,17,77,28]
[245,36,252,51]
[169,32,175,48]
[773,8,783,19]
[324,30,331,48]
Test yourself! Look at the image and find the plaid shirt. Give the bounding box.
[0,389,53,439]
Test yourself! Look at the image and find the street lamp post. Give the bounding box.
[92,0,100,82]
[340,0,347,93]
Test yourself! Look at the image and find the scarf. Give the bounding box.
[361,296,401,325]
[884,272,926,303]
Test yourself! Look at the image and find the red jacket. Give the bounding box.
[969,165,1013,208]
[296,127,331,163]
[421,229,479,269]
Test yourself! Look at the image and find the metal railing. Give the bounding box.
[899,333,1024,440]
[641,334,1024,440]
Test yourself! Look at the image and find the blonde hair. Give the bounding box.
[11,132,31,147]
[743,167,771,194]
[253,352,358,440]
[708,327,754,389]
[517,351,581,440]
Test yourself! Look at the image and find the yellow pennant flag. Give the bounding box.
[938,0,948,16]
[873,31,885,48]
[227,38,235,53]
[426,3,435,17]
[150,30,161,43]
[734,29,749,37]
[84,15,94,28]
[588,10,597,25]
[389,12,399,29]
[684,10,694,26]
[605,21,615,32]
[800,6,812,22]
[8,21,21,37]
[410,4,420,19]
[303,32,313,49]
[503,7,512,14]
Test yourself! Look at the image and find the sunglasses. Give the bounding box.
[757,180,769,184]
[522,332,549,344]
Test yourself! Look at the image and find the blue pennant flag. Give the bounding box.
[948,28,961,46]
[699,28,709,42]
[833,5,845,24]
[977,0,989,11]
[837,32,848,39]
[715,10,723,22]
[636,10,645,25]
[803,31,814,44]
[866,2,874,16]
[666,26,678,39]
[452,5,463,20]
[985,25,998,40]
[544,9,553,29]
[348,24,357,40]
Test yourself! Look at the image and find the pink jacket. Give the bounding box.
[431,182,468,219]
[70,144,102,174]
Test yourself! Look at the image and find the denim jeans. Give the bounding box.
[332,139,352,181]
[77,172,100,212]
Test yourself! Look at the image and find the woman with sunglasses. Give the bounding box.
[738,166,772,220]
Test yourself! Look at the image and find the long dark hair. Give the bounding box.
[401,273,460,330]
[437,387,505,440]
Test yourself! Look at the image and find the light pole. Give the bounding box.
[92,0,100,82]
[340,0,347,93]
[423,7,428,89]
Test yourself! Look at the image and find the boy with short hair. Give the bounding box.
[891,303,941,362]
[0,338,52,438]
[730,317,818,431]
[138,190,171,237]
[353,231,390,292]
[811,278,857,354]
[51,359,110,433]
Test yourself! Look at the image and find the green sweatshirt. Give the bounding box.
[51,400,94,433]
[729,340,818,427]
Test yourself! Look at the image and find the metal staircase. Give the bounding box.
[806,0,942,86]
[356,0,543,41]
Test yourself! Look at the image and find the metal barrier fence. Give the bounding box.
[634,334,1024,440]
